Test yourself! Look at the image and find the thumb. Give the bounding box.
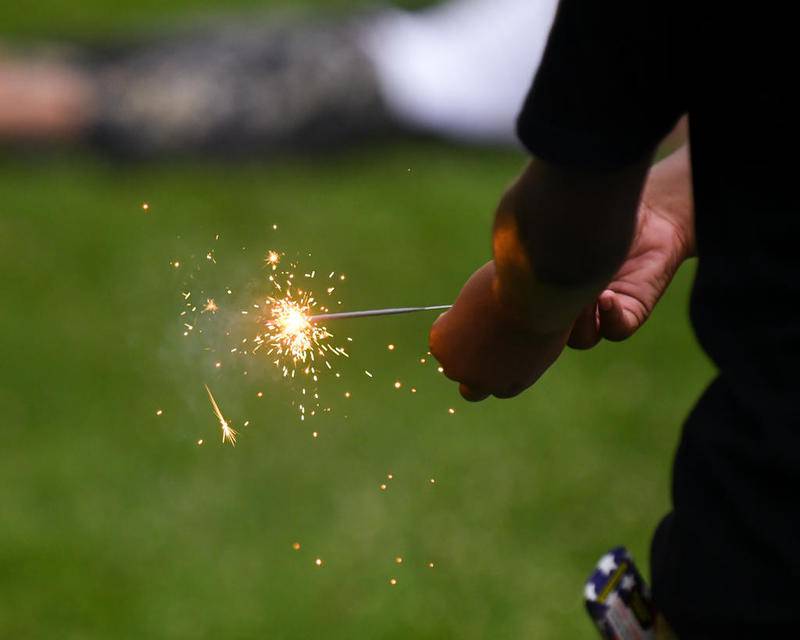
[598,290,639,341]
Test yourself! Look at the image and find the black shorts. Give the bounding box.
[650,376,800,637]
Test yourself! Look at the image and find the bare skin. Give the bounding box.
[430,142,694,401]
[570,144,694,348]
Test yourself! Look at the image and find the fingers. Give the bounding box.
[459,383,490,402]
[568,302,601,350]
[597,290,636,342]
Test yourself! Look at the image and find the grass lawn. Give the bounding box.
[0,3,715,638]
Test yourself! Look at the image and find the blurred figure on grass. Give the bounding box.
[0,0,557,156]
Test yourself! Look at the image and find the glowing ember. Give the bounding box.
[204,384,237,446]
[265,250,281,269]
[203,298,218,313]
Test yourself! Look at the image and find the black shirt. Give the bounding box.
[517,1,800,634]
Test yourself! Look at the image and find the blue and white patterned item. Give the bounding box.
[584,547,657,639]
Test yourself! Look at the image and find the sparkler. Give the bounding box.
[310,305,451,322]
[171,236,452,579]
[204,383,237,446]
[255,290,348,377]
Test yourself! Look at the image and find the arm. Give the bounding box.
[430,154,652,400]
[430,143,694,400]
[429,0,688,400]
[493,155,652,331]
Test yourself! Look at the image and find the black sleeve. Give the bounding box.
[517,0,686,169]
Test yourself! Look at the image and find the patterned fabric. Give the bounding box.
[87,16,393,156]
[584,547,657,640]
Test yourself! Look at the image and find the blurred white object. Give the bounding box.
[362,0,560,145]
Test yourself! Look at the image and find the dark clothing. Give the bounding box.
[517,1,800,635]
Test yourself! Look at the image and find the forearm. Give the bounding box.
[492,155,652,332]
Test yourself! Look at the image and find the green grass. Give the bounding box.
[0,3,715,638]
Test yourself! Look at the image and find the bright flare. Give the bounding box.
[265,250,281,269]
[255,288,347,377]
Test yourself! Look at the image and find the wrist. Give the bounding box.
[492,205,604,335]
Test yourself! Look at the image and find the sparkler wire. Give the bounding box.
[309,305,452,322]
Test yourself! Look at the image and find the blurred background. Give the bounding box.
[0,1,713,638]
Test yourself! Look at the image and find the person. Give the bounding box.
[430,0,800,637]
[0,0,558,155]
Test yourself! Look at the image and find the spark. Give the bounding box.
[155,409,163,416]
[429,478,436,484]
[389,578,398,586]
[256,290,341,370]
[428,562,435,569]
[203,298,218,313]
[204,384,237,446]
[395,556,403,564]
[197,439,204,445]
[142,202,150,212]
[379,483,388,491]
[448,408,455,415]
[387,344,395,351]
[292,542,301,551]
[314,558,323,567]
[393,381,402,389]
[265,250,281,269]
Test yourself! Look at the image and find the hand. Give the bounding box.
[429,261,571,401]
[568,145,695,348]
